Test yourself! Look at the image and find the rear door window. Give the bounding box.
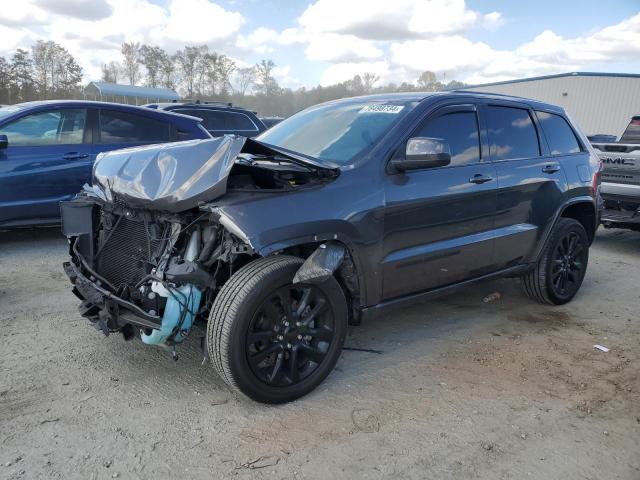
[98,109,171,143]
[224,112,258,131]
[536,111,581,155]
[486,106,540,160]
[0,109,86,146]
[414,111,481,166]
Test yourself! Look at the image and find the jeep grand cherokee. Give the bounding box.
[62,92,600,403]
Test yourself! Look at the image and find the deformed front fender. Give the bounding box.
[292,242,346,285]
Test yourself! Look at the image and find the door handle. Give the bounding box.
[469,174,493,184]
[542,164,561,174]
[63,152,89,160]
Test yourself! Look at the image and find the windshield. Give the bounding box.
[256,100,417,165]
[0,104,25,121]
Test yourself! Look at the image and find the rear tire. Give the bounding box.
[207,255,348,404]
[522,218,589,305]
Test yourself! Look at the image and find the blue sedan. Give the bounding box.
[0,101,210,228]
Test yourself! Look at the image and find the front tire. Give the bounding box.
[522,218,589,305]
[207,255,348,403]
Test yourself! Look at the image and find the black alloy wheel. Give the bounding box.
[246,284,335,387]
[521,217,590,305]
[550,230,587,299]
[208,255,348,403]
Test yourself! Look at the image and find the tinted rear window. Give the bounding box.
[487,106,540,160]
[536,111,581,155]
[99,110,171,143]
[174,109,257,132]
[620,117,640,144]
[414,111,480,166]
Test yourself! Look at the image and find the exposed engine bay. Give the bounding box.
[62,136,343,353]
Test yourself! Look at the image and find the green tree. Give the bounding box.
[121,42,141,85]
[417,71,437,89]
[0,57,10,104]
[10,49,34,102]
[101,61,119,83]
[175,46,206,98]
[254,59,279,96]
[234,66,255,96]
[140,45,168,88]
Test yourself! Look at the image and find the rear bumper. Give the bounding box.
[600,182,640,228]
[601,181,640,204]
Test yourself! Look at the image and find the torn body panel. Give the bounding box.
[293,242,346,284]
[93,136,245,212]
[92,136,339,213]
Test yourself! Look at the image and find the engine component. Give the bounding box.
[141,229,203,346]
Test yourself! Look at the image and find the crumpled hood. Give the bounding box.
[92,136,246,212]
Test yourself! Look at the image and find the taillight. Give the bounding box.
[593,159,602,191]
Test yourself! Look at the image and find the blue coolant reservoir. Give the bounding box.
[141,284,202,346]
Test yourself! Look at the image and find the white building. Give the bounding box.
[463,72,640,138]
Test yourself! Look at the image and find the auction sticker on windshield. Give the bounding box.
[359,104,404,114]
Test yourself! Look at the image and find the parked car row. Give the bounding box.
[0,100,272,229]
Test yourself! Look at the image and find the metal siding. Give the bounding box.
[465,76,640,137]
[85,82,180,102]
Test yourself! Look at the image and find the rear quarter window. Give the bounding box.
[174,109,257,132]
[536,111,581,155]
[486,106,540,161]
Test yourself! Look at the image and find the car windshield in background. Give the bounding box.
[0,104,25,121]
[256,100,417,165]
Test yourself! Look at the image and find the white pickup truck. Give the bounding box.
[591,116,640,231]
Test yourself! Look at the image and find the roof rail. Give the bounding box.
[182,99,233,107]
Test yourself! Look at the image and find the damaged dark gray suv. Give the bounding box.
[62,92,600,403]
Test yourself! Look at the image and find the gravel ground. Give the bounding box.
[0,227,638,480]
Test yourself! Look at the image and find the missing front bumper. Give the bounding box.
[63,261,162,333]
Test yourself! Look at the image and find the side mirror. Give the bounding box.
[390,137,451,172]
[0,134,7,149]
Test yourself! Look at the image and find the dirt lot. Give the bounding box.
[0,227,639,480]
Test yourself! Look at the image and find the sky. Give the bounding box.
[0,0,639,89]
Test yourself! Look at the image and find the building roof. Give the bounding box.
[467,72,640,89]
[86,81,179,101]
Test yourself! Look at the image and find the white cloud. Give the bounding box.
[305,34,382,62]
[0,1,49,26]
[151,0,245,45]
[385,12,640,85]
[0,0,246,81]
[0,0,638,90]
[272,64,303,88]
[298,0,487,40]
[33,0,113,21]
[235,27,279,53]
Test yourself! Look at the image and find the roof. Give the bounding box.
[148,101,256,114]
[4,100,204,123]
[86,82,179,101]
[316,90,559,109]
[466,71,640,89]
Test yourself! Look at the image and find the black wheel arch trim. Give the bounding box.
[531,196,597,263]
[259,233,368,309]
